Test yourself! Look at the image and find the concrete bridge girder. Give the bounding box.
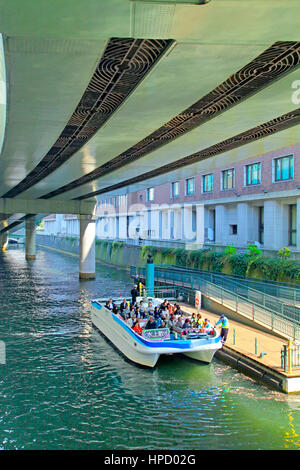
[0,198,97,216]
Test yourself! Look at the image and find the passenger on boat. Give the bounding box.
[129,305,136,318]
[126,315,134,328]
[120,298,128,314]
[147,301,155,316]
[203,318,213,330]
[167,313,176,331]
[133,318,143,336]
[175,315,185,329]
[182,318,192,329]
[160,299,168,310]
[139,301,147,318]
[171,303,180,314]
[145,316,157,330]
[196,313,204,328]
[105,298,115,310]
[158,320,167,329]
[167,303,173,314]
[172,305,179,316]
[131,285,139,305]
[153,306,160,319]
[112,304,118,315]
[191,312,198,327]
[135,306,142,319]
[160,305,169,319]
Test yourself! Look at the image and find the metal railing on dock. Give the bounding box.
[281,342,300,372]
[131,265,300,324]
[158,265,300,307]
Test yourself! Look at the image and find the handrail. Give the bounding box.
[132,265,300,321]
[130,265,300,341]
[135,262,300,293]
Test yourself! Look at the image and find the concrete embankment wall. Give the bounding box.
[36,234,141,269]
[35,234,300,284]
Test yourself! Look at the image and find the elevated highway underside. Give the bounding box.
[0,0,300,234]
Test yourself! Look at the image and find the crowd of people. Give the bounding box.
[104,294,216,338]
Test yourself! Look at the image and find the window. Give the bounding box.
[275,155,294,181]
[185,177,195,195]
[171,181,180,198]
[259,206,264,244]
[229,224,238,235]
[289,204,297,246]
[202,174,213,193]
[246,162,261,185]
[118,194,127,206]
[222,168,234,190]
[146,187,154,202]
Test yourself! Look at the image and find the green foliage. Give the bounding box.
[141,245,149,258]
[205,251,226,272]
[139,243,300,283]
[246,256,300,282]
[187,249,210,269]
[278,246,291,260]
[161,247,174,257]
[141,245,160,259]
[112,241,123,249]
[174,248,188,267]
[92,239,300,283]
[246,244,262,256]
[228,254,249,277]
[224,245,237,256]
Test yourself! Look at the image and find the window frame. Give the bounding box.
[245,162,261,186]
[222,168,235,190]
[146,187,154,202]
[171,181,180,198]
[202,173,213,193]
[274,154,294,182]
[185,177,195,196]
[289,204,297,246]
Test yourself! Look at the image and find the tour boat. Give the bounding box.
[91,296,222,368]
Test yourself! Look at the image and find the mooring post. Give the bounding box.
[146,253,154,297]
[287,340,293,374]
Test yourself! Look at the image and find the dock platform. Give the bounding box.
[181,303,300,394]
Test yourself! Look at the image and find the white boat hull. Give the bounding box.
[183,348,219,364]
[91,300,222,368]
[91,309,160,367]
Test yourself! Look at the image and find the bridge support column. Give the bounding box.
[25,219,36,260]
[79,215,96,280]
[0,232,8,251]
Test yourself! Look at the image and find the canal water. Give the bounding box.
[0,246,299,450]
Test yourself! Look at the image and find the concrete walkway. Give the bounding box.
[180,303,300,378]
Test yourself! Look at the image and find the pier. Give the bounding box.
[182,304,300,394]
[131,265,300,393]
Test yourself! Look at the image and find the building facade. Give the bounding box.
[43,145,300,256]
